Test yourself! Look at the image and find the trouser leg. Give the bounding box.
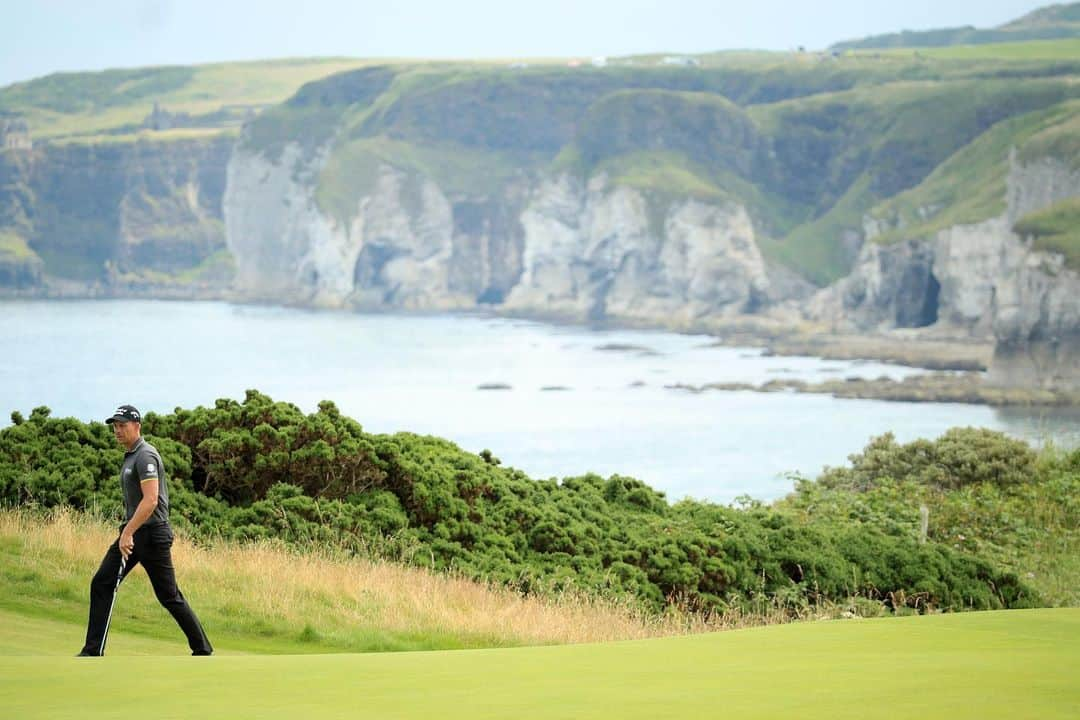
[138,526,213,655]
[81,540,137,656]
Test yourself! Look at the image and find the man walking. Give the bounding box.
[79,404,213,656]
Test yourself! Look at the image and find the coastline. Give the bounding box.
[5,285,1066,407]
[666,373,1080,407]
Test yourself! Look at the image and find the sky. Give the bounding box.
[0,0,1058,87]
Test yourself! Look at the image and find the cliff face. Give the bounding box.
[225,142,525,310]
[4,56,1079,391]
[0,136,232,293]
[805,154,1080,388]
[503,175,778,325]
[224,142,799,325]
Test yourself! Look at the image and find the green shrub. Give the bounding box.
[818,428,1036,491]
[0,393,1045,615]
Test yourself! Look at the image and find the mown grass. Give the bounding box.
[1,608,1076,719]
[0,509,783,656]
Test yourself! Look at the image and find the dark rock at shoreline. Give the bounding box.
[666,372,1080,406]
[595,343,660,356]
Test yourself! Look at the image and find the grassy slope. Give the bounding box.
[880,38,1080,60]
[1014,196,1080,270]
[869,101,1080,244]
[748,77,1078,282]
[3,44,1079,286]
[0,58,377,140]
[308,56,1075,284]
[0,510,733,657]
[0,609,1076,719]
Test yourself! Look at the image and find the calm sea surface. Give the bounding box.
[2,299,1077,503]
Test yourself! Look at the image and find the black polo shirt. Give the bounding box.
[121,437,170,527]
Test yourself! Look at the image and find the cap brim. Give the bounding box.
[105,416,128,424]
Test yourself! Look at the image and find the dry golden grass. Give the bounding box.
[0,509,810,652]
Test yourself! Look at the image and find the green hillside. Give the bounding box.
[832,2,1080,50]
[1,609,1076,719]
[2,7,1080,289]
[1015,196,1080,269]
[256,56,1079,284]
[867,100,1080,246]
[0,58,376,141]
[5,395,1079,620]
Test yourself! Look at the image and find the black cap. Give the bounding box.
[105,404,141,424]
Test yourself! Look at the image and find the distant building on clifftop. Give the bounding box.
[0,116,32,151]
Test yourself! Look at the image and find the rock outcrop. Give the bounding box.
[0,136,232,293]
[503,176,777,325]
[805,153,1080,389]
[226,143,526,310]
[224,142,802,325]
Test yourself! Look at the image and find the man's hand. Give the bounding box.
[120,474,159,559]
[119,531,135,559]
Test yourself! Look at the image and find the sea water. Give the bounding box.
[2,299,1076,503]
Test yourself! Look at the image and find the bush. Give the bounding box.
[818,428,1036,492]
[0,393,1044,615]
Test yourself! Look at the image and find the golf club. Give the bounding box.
[99,554,127,656]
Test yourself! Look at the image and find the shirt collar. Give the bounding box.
[125,437,145,456]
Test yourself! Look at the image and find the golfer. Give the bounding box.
[78,404,213,656]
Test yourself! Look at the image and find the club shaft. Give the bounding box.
[99,555,127,656]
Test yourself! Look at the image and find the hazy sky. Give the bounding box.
[0,0,1056,87]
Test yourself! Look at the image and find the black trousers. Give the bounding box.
[81,523,213,656]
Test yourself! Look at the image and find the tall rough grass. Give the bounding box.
[0,509,816,653]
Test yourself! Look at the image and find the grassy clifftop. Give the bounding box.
[865,99,1080,248]
[224,48,1080,284]
[1015,196,1080,270]
[3,25,1080,288]
[831,2,1080,50]
[0,58,376,142]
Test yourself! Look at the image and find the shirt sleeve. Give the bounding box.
[136,453,160,483]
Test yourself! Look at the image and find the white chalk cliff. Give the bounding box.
[225,145,794,327]
[224,132,1078,389]
[804,152,1080,389]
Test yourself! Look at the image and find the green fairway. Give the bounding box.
[0,609,196,657]
[1,609,1076,719]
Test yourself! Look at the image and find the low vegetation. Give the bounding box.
[3,391,1076,629]
[4,25,1080,290]
[868,104,1074,245]
[1014,196,1080,270]
[0,509,736,654]
[0,59,377,140]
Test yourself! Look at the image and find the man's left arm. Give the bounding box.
[119,455,160,558]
